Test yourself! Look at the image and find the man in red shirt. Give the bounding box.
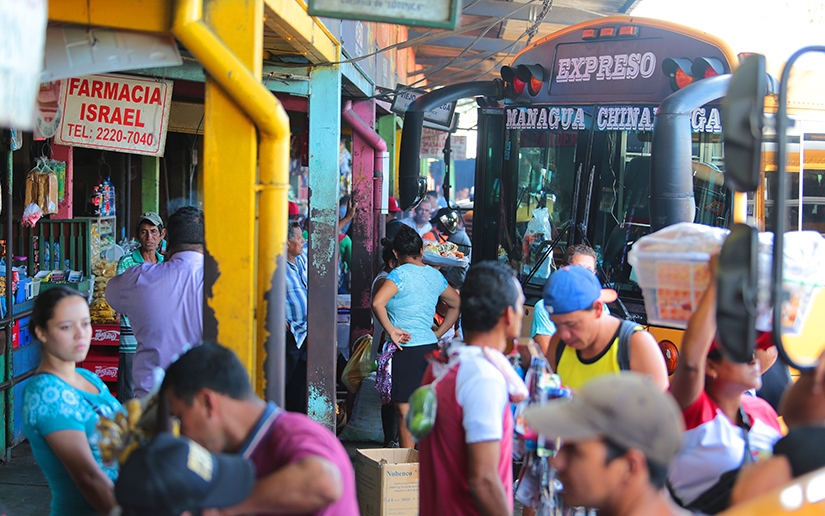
[162,343,359,516]
[418,261,525,516]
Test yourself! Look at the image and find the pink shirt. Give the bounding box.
[419,345,514,516]
[106,251,204,397]
[241,403,359,516]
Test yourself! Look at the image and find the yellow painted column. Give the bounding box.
[201,0,262,380]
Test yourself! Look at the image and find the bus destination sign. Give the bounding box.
[506,105,723,133]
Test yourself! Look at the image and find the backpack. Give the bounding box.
[554,319,641,371]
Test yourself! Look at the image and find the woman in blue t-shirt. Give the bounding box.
[23,286,121,516]
[372,224,460,448]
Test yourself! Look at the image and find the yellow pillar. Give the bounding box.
[201,0,261,380]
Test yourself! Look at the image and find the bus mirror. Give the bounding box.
[721,54,767,192]
[716,223,758,363]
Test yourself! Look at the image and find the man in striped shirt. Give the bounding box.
[285,221,308,412]
[115,212,164,402]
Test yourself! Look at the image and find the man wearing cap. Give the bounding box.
[542,265,668,391]
[107,206,204,398]
[419,262,525,516]
[524,373,690,516]
[113,212,165,402]
[116,433,256,516]
[162,343,359,516]
[424,207,471,288]
[385,196,405,240]
[288,201,300,221]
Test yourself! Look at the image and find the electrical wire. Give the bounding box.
[406,0,542,88]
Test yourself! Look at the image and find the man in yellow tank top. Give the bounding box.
[543,265,669,391]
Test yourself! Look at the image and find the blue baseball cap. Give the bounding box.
[543,265,617,315]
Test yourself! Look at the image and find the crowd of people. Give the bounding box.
[14,196,825,516]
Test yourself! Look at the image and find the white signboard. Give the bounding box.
[55,74,174,156]
[421,129,466,160]
[391,88,456,129]
[0,0,47,130]
[308,0,458,29]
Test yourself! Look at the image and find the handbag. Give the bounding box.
[341,335,373,393]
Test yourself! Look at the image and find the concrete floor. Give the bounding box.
[0,439,523,516]
[0,441,51,516]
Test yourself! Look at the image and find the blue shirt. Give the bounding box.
[286,253,308,349]
[23,369,121,516]
[385,263,448,347]
[530,299,556,338]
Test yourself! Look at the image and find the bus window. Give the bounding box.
[505,119,591,288]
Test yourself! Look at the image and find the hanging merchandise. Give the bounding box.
[90,186,103,216]
[24,157,61,215]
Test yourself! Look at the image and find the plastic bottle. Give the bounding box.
[90,186,102,216]
[101,177,115,216]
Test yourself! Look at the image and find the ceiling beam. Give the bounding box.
[408,31,526,54]
[461,1,605,24]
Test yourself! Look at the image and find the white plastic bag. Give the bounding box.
[21,203,44,228]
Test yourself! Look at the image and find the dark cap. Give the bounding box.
[115,433,255,516]
[430,207,460,234]
[137,211,163,228]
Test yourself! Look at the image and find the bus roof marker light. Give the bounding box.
[582,28,597,39]
[501,65,525,96]
[691,57,725,79]
[516,64,545,96]
[618,26,638,37]
[599,27,617,38]
[662,58,695,91]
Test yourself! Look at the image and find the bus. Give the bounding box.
[398,15,825,352]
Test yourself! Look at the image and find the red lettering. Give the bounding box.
[103,82,118,100]
[148,88,161,105]
[134,109,145,127]
[99,105,111,123]
[123,108,135,126]
[86,104,97,122]
[73,125,83,137]
[69,78,81,96]
[118,84,131,102]
[79,103,86,121]
[77,80,90,97]
[110,107,122,125]
[91,80,103,99]
[132,85,143,103]
[67,123,74,135]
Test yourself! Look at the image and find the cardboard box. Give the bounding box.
[355,448,419,516]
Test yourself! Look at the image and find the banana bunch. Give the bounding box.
[96,397,162,465]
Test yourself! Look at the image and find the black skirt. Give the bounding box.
[391,343,439,403]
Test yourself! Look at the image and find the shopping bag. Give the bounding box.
[342,334,373,393]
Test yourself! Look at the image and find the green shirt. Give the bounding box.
[115,249,164,353]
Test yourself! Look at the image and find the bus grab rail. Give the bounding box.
[398,80,504,211]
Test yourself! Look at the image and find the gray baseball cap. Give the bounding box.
[138,211,163,228]
[524,373,684,466]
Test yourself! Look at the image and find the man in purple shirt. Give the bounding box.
[162,343,359,516]
[106,206,204,397]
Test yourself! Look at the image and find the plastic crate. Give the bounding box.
[79,352,119,383]
[90,324,120,346]
[25,278,41,300]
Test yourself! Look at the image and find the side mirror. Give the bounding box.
[716,223,758,363]
[721,54,767,192]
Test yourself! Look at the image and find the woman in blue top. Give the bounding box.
[372,224,460,448]
[23,286,121,516]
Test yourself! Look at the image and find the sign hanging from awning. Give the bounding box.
[420,128,466,160]
[391,87,456,130]
[0,0,48,130]
[308,0,459,29]
[55,74,174,156]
